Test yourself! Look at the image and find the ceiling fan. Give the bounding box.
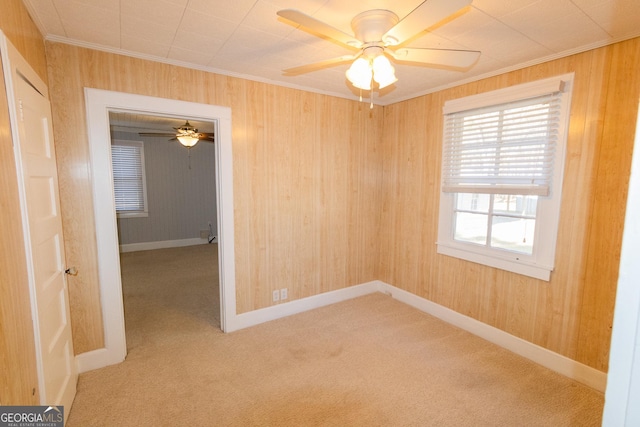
[277,0,480,92]
[138,120,214,148]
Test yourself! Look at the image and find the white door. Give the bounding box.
[1,34,77,411]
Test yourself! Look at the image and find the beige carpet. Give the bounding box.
[67,244,604,426]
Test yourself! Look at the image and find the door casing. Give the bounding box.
[80,89,237,373]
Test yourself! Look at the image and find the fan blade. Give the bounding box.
[139,132,177,137]
[383,0,472,46]
[388,48,480,69]
[277,9,361,48]
[283,54,360,75]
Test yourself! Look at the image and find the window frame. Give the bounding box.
[111,139,149,219]
[452,193,538,255]
[436,74,574,281]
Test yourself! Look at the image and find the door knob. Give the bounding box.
[64,267,78,276]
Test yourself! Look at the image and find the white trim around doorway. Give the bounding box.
[78,89,236,373]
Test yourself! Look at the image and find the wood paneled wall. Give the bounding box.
[378,38,640,372]
[45,43,383,353]
[0,0,47,83]
[45,34,638,370]
[4,0,630,397]
[0,0,44,405]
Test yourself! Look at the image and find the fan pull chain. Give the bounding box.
[188,148,192,170]
[370,75,374,109]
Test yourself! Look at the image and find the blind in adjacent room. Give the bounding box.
[111,141,146,213]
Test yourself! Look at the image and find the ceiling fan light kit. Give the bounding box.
[176,134,200,147]
[175,120,202,147]
[372,55,397,89]
[138,120,215,148]
[277,0,480,103]
[346,58,372,90]
[346,44,398,90]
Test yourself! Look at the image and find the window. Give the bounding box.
[437,74,574,281]
[111,140,148,218]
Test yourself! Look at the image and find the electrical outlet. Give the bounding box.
[272,290,280,302]
[280,288,288,300]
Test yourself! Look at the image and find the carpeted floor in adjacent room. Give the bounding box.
[66,244,604,426]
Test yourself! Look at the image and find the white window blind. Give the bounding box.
[111,141,147,214]
[437,74,574,281]
[442,91,563,196]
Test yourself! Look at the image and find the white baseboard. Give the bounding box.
[377,282,607,392]
[75,276,606,391]
[226,281,381,332]
[119,237,208,253]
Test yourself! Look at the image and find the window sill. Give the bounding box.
[436,242,552,281]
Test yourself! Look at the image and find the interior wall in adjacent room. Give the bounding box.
[111,129,218,247]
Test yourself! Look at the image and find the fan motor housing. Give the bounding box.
[350,9,399,43]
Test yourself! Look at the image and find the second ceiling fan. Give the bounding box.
[277,0,480,91]
[139,120,214,148]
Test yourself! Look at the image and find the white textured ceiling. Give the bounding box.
[22,0,640,105]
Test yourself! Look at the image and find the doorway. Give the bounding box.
[109,112,221,348]
[80,89,236,373]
